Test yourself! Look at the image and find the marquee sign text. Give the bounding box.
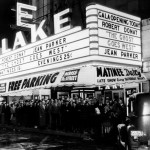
[98,7,141,62]
[1,2,72,54]
[97,66,145,84]
[8,72,59,91]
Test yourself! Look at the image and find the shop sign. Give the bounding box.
[61,69,80,82]
[0,83,6,93]
[126,88,136,97]
[1,2,73,54]
[17,2,37,28]
[8,72,59,92]
[0,3,91,79]
[97,5,141,62]
[104,84,124,89]
[97,66,145,85]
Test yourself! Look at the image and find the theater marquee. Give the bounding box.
[86,4,141,65]
[98,6,141,61]
[1,66,146,95]
[0,2,143,88]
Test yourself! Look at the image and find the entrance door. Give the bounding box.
[113,92,119,101]
[104,91,112,101]
[112,90,123,101]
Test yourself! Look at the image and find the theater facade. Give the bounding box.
[0,3,146,104]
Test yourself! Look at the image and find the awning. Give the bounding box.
[0,90,33,96]
[0,65,147,96]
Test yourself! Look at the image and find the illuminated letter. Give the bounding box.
[54,8,72,34]
[105,85,110,89]
[112,85,117,89]
[13,31,28,50]
[1,38,12,54]
[31,20,47,42]
[17,2,37,28]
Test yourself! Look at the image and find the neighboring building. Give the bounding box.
[142,18,150,92]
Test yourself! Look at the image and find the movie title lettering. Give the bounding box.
[11,58,24,66]
[102,21,120,31]
[119,34,133,43]
[106,31,117,39]
[33,45,43,53]
[104,30,138,44]
[104,49,117,56]
[1,50,26,64]
[1,55,13,63]
[107,39,120,48]
[121,43,135,51]
[121,52,138,59]
[124,27,138,36]
[49,46,65,56]
[30,53,42,61]
[46,38,66,49]
[1,63,8,69]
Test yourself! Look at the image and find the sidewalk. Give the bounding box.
[0,124,87,139]
[0,124,115,149]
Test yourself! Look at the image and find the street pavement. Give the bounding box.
[0,126,116,150]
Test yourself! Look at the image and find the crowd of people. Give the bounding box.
[0,97,126,139]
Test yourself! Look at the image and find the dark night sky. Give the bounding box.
[0,0,150,48]
[0,0,15,47]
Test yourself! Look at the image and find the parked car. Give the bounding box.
[117,93,150,150]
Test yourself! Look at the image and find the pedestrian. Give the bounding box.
[118,98,126,123]
[4,103,11,125]
[70,101,78,132]
[39,100,46,129]
[10,103,16,125]
[94,98,105,140]
[45,100,50,129]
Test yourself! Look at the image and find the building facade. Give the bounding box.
[0,1,147,104]
[142,19,150,92]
